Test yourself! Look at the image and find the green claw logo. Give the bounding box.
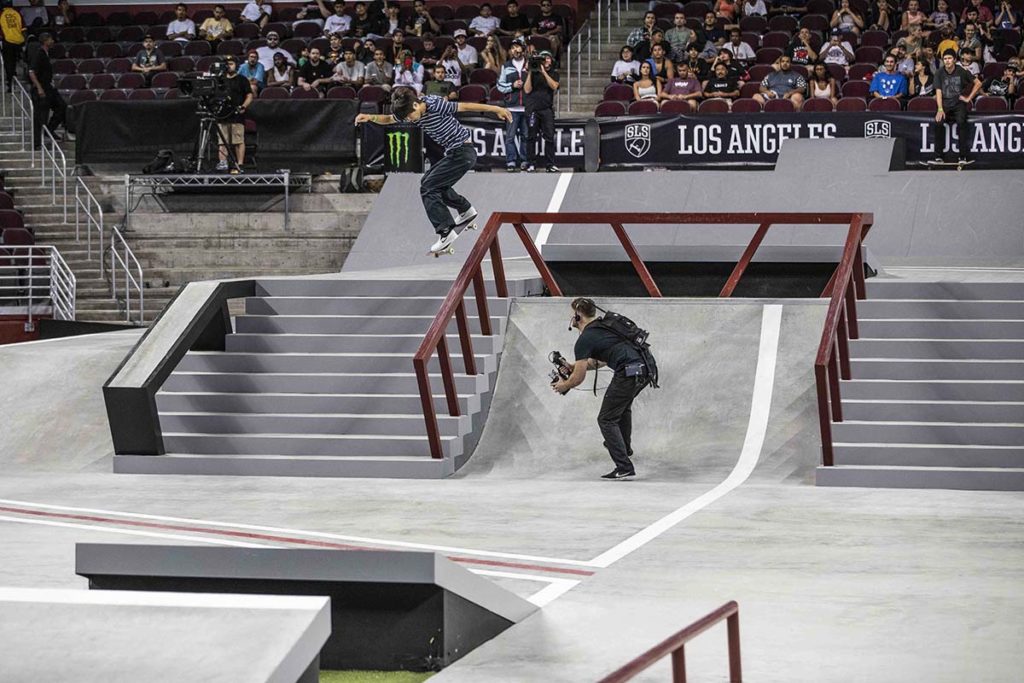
[387,131,411,166]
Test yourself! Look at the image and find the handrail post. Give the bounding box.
[610,222,662,297]
[471,267,492,336]
[436,335,460,417]
[512,222,562,295]
[720,222,770,297]
[414,357,444,459]
[671,649,686,682]
[816,364,834,465]
[844,280,859,339]
[828,340,842,422]
[837,305,851,380]
[489,236,508,298]
[455,300,477,375]
[727,612,742,683]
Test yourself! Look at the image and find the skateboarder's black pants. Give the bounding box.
[931,101,970,161]
[526,105,555,168]
[598,372,650,473]
[421,142,476,235]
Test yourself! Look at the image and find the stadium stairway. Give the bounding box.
[124,276,540,478]
[564,7,646,116]
[817,280,1024,491]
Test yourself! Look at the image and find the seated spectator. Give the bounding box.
[323,1,351,37]
[932,22,960,58]
[891,46,915,77]
[788,27,818,69]
[384,4,402,35]
[648,43,674,83]
[724,28,755,68]
[406,0,441,37]
[684,43,711,81]
[266,52,294,88]
[298,47,333,94]
[985,64,1018,97]
[627,11,657,49]
[961,0,993,27]
[440,44,463,85]
[498,0,531,37]
[470,3,500,36]
[53,0,75,27]
[257,32,295,71]
[531,0,566,56]
[352,0,386,39]
[167,3,196,43]
[831,0,864,34]
[753,54,806,108]
[995,1,1018,29]
[633,61,659,101]
[365,47,393,89]
[132,35,167,85]
[742,0,768,17]
[928,0,957,33]
[959,48,980,76]
[770,0,808,17]
[908,56,935,96]
[633,27,665,63]
[659,63,703,109]
[898,24,925,57]
[869,54,909,99]
[665,12,696,63]
[417,35,442,69]
[868,0,892,31]
[715,0,739,27]
[611,45,641,84]
[959,24,982,61]
[424,63,458,99]
[325,34,344,65]
[393,50,425,92]
[481,35,508,76]
[901,0,927,32]
[200,4,234,43]
[699,11,727,49]
[358,38,380,64]
[702,61,741,100]
[807,62,839,104]
[454,29,478,70]
[238,50,266,92]
[390,30,409,63]
[1009,56,1023,78]
[712,48,744,80]
[293,2,325,30]
[21,0,47,28]
[921,45,939,74]
[333,46,365,88]
[820,28,855,70]
[241,0,272,30]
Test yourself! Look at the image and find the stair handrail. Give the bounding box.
[814,213,874,467]
[74,175,104,261]
[9,77,35,167]
[0,245,76,328]
[596,601,742,682]
[564,18,593,113]
[39,124,69,222]
[108,223,144,325]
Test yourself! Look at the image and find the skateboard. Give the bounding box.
[919,159,975,171]
[428,212,478,257]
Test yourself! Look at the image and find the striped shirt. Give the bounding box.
[416,95,470,152]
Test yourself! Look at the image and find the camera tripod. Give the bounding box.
[190,112,240,173]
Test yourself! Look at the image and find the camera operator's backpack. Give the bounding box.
[593,306,659,389]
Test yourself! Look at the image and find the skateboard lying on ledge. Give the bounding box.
[918,159,975,171]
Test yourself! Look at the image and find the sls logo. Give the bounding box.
[624,123,651,158]
[864,120,891,139]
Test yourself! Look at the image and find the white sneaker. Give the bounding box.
[454,206,477,225]
[215,160,228,171]
[429,229,459,253]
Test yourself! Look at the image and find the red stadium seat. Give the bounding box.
[185,41,213,57]
[57,74,87,90]
[52,59,77,75]
[848,63,875,81]
[263,22,291,38]
[842,79,870,98]
[117,73,146,89]
[105,58,133,74]
[58,27,84,43]
[151,72,179,89]
[835,96,866,111]
[164,88,181,99]
[974,95,1008,112]
[697,98,729,113]
[325,86,355,99]
[603,83,635,101]
[67,44,94,61]
[748,65,774,82]
[802,97,834,111]
[96,43,123,59]
[868,97,901,111]
[800,14,830,32]
[739,15,768,33]
[469,69,498,86]
[234,22,261,40]
[133,11,159,25]
[825,63,846,81]
[292,22,321,39]
[0,210,26,230]
[854,46,883,65]
[260,87,291,99]
[595,101,627,116]
[86,26,111,42]
[683,2,710,18]
[128,88,158,100]
[99,89,129,101]
[459,84,488,103]
[68,90,97,105]
[116,25,146,43]
[159,41,183,58]
[88,74,116,90]
[196,56,220,72]
[290,87,321,99]
[740,81,761,98]
[742,32,761,49]
[454,4,479,19]
[107,11,132,25]
[756,47,783,64]
[76,59,104,75]
[768,15,798,33]
[0,193,15,210]
[217,40,245,56]
[628,100,659,115]
[731,97,762,113]
[358,85,389,111]
[166,56,195,73]
[764,98,795,112]
[860,30,889,48]
[907,96,937,112]
[760,31,793,50]
[807,0,835,15]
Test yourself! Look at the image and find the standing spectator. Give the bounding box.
[333,46,365,88]
[453,29,478,69]
[703,61,741,100]
[869,54,909,99]
[392,49,424,93]
[831,0,864,34]
[365,47,393,89]
[960,0,993,27]
[524,50,559,172]
[753,54,806,108]
[440,44,463,85]
[820,28,855,70]
[788,27,818,69]
[217,56,253,173]
[742,0,768,17]
[424,63,457,98]
[0,0,25,93]
[257,31,295,70]
[984,64,1017,98]
[633,60,659,101]
[807,62,839,104]
[53,0,74,27]
[416,35,442,69]
[238,49,266,92]
[908,57,935,96]
[131,34,167,85]
[933,48,982,162]
[167,3,196,43]
[659,63,703,110]
[266,51,294,88]
[481,35,508,76]
[531,0,566,56]
[298,46,333,94]
[20,0,46,28]
[405,0,440,37]
[665,12,695,62]
[241,0,272,30]
[611,45,640,84]
[470,3,501,36]
[498,0,531,37]
[323,1,351,37]
[724,28,755,67]
[627,11,657,48]
[28,32,64,147]
[200,5,234,44]
[496,39,529,171]
[929,0,957,32]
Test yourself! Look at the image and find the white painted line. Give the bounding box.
[534,171,573,248]
[470,569,581,607]
[0,515,273,548]
[0,498,594,567]
[0,586,328,612]
[588,304,784,568]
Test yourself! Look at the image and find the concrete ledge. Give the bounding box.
[815,464,1024,491]
[113,453,456,478]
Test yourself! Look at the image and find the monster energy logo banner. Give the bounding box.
[382,126,423,172]
[387,131,410,166]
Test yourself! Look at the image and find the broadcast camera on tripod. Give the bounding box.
[178,60,243,173]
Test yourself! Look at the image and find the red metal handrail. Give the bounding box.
[597,601,742,682]
[413,212,873,461]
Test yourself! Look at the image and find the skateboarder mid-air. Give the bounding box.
[355,87,512,255]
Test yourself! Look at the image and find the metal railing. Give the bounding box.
[74,175,104,261]
[40,125,68,221]
[108,224,144,325]
[564,19,593,113]
[9,77,34,166]
[0,245,76,329]
[597,601,742,682]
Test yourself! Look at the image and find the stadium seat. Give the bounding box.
[696,98,729,114]
[825,63,846,82]
[982,62,1007,80]
[326,86,356,99]
[835,96,866,111]
[603,83,635,101]
[292,23,321,39]
[290,88,320,99]
[0,210,26,230]
[107,11,132,25]
[310,38,331,54]
[132,11,159,25]
[868,97,901,111]
[217,40,245,56]
[260,86,291,99]
[459,84,488,103]
[87,26,112,42]
[149,24,169,39]
[99,89,129,101]
[96,43,123,59]
[234,23,261,40]
[594,100,627,116]
[68,44,95,60]
[974,96,1008,112]
[907,96,937,112]
[115,25,146,43]
[731,98,762,113]
[860,30,889,48]
[164,88,181,99]
[756,47,783,64]
[263,22,291,38]
[77,59,105,75]
[442,20,469,34]
[52,59,77,75]
[469,69,498,86]
[185,41,213,57]
[104,58,132,74]
[88,74,117,90]
[802,97,834,111]
[748,65,774,82]
[764,98,795,112]
[628,100,659,115]
[454,4,479,20]
[530,36,553,53]
[159,41,183,58]
[58,27,84,43]
[854,46,883,65]
[0,193,15,210]
[68,90,97,105]
[741,31,761,49]
[740,82,761,98]
[654,100,690,114]
[683,1,710,17]
[166,57,195,73]
[151,72,179,89]
[196,56,220,72]
[768,15,798,33]
[848,63,875,81]
[128,88,158,101]
[842,80,870,98]
[739,15,768,33]
[118,73,146,89]
[800,14,830,32]
[48,44,67,60]
[58,74,87,91]
[807,0,835,14]
[791,64,809,79]
[282,38,307,55]
[358,85,389,112]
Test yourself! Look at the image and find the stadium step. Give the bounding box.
[819,278,1024,491]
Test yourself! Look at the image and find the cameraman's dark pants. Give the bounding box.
[31,85,66,148]
[420,142,476,235]
[932,100,970,160]
[527,105,555,167]
[598,372,650,473]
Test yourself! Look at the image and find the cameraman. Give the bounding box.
[552,298,655,481]
[523,50,559,173]
[217,56,253,173]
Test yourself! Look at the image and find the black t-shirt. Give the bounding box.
[417,47,442,67]
[531,13,566,37]
[222,73,251,122]
[29,47,53,88]
[525,67,559,108]
[300,59,333,86]
[501,14,531,33]
[686,58,710,81]
[704,74,739,96]
[935,64,973,106]
[788,38,813,65]
[574,319,643,373]
[984,76,1012,97]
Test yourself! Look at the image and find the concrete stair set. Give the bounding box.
[564,8,648,116]
[136,277,526,478]
[818,280,1024,491]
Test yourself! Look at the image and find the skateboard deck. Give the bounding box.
[919,159,975,171]
[428,211,479,257]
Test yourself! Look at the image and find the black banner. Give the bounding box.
[71,99,358,171]
[361,115,588,173]
[599,112,1024,170]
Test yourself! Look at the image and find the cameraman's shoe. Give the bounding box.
[215,160,228,172]
[601,468,635,480]
[525,164,535,173]
[506,163,519,173]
